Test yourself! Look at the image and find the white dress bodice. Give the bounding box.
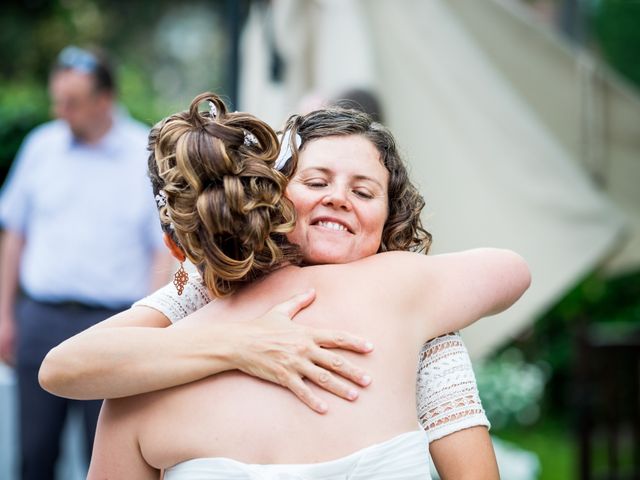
[163,429,431,480]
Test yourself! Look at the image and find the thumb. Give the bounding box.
[270,289,316,319]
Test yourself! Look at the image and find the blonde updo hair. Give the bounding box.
[148,92,300,298]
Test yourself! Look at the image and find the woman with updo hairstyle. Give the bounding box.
[147,92,300,298]
[80,93,529,479]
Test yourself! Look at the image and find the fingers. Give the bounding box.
[0,322,15,364]
[275,348,372,408]
[313,329,374,354]
[0,336,14,365]
[301,363,362,402]
[285,363,361,412]
[270,289,316,319]
[312,349,372,387]
[0,346,14,365]
[284,375,328,414]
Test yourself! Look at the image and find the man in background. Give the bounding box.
[0,45,172,480]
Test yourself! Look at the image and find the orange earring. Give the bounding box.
[173,262,189,296]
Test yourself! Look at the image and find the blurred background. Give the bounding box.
[0,0,638,478]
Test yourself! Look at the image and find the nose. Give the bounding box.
[321,187,352,211]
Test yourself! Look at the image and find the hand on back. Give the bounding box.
[233,289,374,413]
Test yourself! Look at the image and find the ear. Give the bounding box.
[163,233,186,262]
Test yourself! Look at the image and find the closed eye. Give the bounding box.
[353,189,374,199]
[306,181,328,188]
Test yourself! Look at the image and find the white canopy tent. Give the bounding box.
[238,0,632,358]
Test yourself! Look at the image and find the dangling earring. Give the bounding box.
[173,262,189,296]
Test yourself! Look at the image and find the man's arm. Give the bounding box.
[0,230,25,364]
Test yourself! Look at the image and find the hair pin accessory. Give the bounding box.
[155,190,167,208]
[208,100,218,118]
[243,130,259,147]
[275,129,302,171]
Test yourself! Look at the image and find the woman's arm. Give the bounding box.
[364,248,531,339]
[430,426,499,480]
[87,398,159,480]
[39,288,373,413]
[417,333,499,479]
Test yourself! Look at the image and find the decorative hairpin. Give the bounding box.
[243,130,259,147]
[208,100,218,118]
[155,190,167,208]
[275,129,302,171]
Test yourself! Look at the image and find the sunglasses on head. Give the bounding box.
[57,46,99,74]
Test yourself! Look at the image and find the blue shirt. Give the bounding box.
[0,113,165,307]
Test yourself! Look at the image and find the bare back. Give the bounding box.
[127,263,423,469]
[101,249,529,471]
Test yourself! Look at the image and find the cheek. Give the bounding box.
[368,207,388,249]
[285,184,314,223]
[284,189,304,243]
[284,184,301,212]
[285,222,303,245]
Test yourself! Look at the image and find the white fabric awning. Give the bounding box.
[239,0,631,358]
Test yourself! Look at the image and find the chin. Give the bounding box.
[305,250,354,265]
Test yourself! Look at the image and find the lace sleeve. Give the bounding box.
[132,272,212,323]
[416,332,490,442]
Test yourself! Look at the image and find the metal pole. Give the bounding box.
[226,0,243,110]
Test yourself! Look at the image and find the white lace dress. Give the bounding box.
[133,274,489,442]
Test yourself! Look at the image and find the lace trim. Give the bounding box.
[416,333,490,442]
[133,272,211,323]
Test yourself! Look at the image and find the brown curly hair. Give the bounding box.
[148,92,300,298]
[280,108,432,254]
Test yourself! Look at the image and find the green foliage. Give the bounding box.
[0,0,231,184]
[475,348,549,429]
[116,63,176,127]
[592,0,640,88]
[495,415,576,480]
[501,268,640,417]
[0,82,49,179]
[472,269,639,476]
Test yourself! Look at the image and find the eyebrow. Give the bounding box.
[301,167,386,190]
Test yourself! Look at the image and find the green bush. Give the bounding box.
[592,0,640,88]
[0,0,230,184]
[500,268,640,420]
[0,82,49,182]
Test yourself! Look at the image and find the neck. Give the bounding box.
[74,112,113,145]
[224,264,304,306]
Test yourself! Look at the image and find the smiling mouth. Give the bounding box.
[313,220,352,233]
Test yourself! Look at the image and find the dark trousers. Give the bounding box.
[15,296,125,480]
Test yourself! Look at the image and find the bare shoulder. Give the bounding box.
[363,248,529,286]
[309,248,528,286]
[326,248,530,339]
[360,247,527,268]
